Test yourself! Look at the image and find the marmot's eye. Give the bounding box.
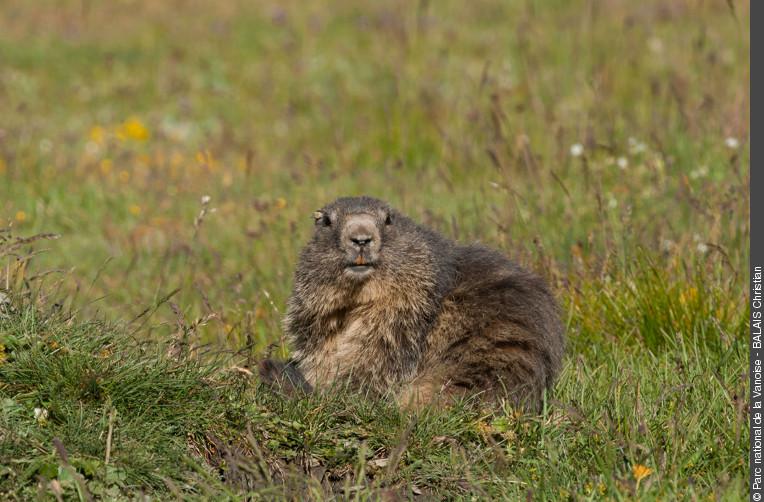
[313,211,331,227]
[384,213,393,225]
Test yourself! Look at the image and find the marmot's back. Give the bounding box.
[272,196,564,411]
[399,244,564,410]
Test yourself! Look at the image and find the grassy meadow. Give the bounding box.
[0,0,750,499]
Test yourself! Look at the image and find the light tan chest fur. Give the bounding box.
[300,316,369,386]
[295,278,425,389]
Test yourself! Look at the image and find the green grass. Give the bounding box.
[0,0,750,499]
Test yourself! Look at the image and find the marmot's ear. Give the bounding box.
[313,211,331,227]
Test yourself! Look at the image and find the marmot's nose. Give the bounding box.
[342,214,380,252]
[350,235,373,247]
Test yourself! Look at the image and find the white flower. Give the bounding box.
[689,165,709,180]
[160,119,194,143]
[628,138,647,154]
[607,197,618,209]
[662,239,674,252]
[725,137,740,149]
[617,157,628,169]
[34,407,49,423]
[697,242,709,254]
[201,195,211,205]
[570,143,584,157]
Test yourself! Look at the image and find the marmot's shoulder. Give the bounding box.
[452,243,551,290]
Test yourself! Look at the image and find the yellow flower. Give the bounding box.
[129,204,142,216]
[89,125,106,144]
[679,287,698,306]
[195,149,219,171]
[15,211,26,222]
[100,158,113,175]
[632,464,653,488]
[275,197,287,209]
[117,117,149,141]
[254,306,267,320]
[170,151,184,167]
[0,158,6,175]
[475,421,495,437]
[118,170,130,184]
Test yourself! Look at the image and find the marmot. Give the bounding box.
[260,196,564,411]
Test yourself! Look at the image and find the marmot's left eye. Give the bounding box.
[384,213,393,225]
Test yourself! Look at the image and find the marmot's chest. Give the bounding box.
[301,317,374,385]
[301,307,421,390]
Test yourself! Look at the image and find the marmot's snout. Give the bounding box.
[341,213,381,277]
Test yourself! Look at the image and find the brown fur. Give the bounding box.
[260,197,565,412]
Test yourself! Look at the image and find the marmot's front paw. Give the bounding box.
[258,358,312,396]
[257,358,283,386]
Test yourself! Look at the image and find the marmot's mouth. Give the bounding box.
[346,253,376,270]
[345,263,376,276]
[346,264,374,271]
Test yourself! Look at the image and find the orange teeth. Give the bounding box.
[355,255,365,265]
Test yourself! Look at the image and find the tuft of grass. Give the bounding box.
[568,251,747,352]
[0,301,239,497]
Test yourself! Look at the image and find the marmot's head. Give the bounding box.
[306,196,401,283]
[287,196,450,339]
[288,197,436,293]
